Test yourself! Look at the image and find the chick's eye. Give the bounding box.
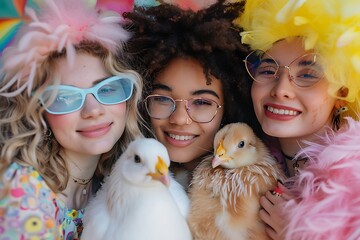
[134,154,141,163]
[238,141,245,148]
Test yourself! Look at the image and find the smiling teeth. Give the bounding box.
[168,133,194,141]
[267,106,299,116]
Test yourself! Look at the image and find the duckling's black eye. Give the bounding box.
[134,155,141,163]
[238,141,245,148]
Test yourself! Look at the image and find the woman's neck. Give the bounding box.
[59,151,101,209]
[63,151,100,178]
[279,138,302,158]
[278,136,313,177]
[181,158,203,171]
[279,120,333,157]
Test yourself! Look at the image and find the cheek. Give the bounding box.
[202,115,222,141]
[150,118,162,134]
[200,123,221,153]
[108,103,128,118]
[251,82,267,99]
[251,84,264,115]
[150,118,160,128]
[45,113,74,129]
[309,95,336,123]
[303,84,335,111]
[44,113,75,145]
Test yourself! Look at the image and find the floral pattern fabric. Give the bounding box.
[0,163,84,240]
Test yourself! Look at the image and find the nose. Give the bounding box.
[168,101,191,125]
[80,94,105,118]
[270,67,296,99]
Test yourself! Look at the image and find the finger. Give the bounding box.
[260,195,275,212]
[260,198,282,221]
[259,208,271,226]
[265,225,280,240]
[261,195,285,224]
[265,190,284,205]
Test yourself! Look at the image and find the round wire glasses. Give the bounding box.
[244,50,325,88]
[144,94,222,123]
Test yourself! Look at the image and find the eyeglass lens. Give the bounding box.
[245,50,324,87]
[145,95,220,123]
[40,76,133,114]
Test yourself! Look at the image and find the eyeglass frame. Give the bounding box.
[143,94,222,123]
[243,50,325,88]
[38,75,134,115]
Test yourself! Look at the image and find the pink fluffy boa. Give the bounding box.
[283,117,360,240]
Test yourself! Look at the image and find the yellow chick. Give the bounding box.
[188,123,284,240]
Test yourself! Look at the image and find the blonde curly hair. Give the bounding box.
[0,42,144,194]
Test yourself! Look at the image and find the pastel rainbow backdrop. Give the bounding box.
[0,0,38,55]
[0,0,176,55]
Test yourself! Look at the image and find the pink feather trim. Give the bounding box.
[284,118,360,240]
[96,0,134,14]
[0,0,130,97]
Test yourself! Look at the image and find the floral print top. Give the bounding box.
[0,162,85,240]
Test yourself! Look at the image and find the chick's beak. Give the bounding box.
[147,156,170,186]
[212,140,232,168]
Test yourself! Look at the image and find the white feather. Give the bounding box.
[168,175,190,218]
[82,138,192,240]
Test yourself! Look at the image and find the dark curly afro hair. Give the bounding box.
[123,0,262,137]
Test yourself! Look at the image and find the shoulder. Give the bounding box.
[2,162,53,196]
[0,162,58,239]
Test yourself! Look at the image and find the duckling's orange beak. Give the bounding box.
[147,156,170,186]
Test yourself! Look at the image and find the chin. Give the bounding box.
[86,143,116,155]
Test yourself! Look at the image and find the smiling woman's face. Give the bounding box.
[45,53,127,158]
[149,58,224,166]
[251,38,336,140]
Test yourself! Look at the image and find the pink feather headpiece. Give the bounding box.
[0,0,130,97]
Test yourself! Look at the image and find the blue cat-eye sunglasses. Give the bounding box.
[39,75,134,115]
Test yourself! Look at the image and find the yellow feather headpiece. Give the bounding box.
[234,0,360,117]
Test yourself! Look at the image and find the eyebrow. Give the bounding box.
[152,83,220,99]
[93,76,111,85]
[152,83,171,91]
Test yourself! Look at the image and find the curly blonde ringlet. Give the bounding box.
[0,42,144,196]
